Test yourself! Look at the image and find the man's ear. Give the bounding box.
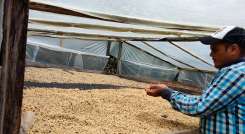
[228,43,241,56]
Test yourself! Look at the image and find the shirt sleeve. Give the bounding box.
[169,68,245,117]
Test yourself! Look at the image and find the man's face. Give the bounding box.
[209,43,232,69]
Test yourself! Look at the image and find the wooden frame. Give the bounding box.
[0,0,29,134]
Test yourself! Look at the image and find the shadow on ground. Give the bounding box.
[136,112,198,130]
[24,81,143,90]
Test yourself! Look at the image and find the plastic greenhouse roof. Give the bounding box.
[27,0,245,72]
[28,23,178,41]
[29,10,210,37]
[30,0,245,27]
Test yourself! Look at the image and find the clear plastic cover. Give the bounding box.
[31,0,245,27]
[26,40,109,72]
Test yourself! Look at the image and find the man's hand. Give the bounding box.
[145,84,168,97]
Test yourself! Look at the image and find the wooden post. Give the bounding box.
[0,0,29,134]
[59,38,64,47]
[116,42,123,74]
[106,41,111,56]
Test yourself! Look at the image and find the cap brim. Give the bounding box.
[199,36,221,45]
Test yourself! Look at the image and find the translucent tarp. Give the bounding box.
[144,41,216,71]
[26,44,38,61]
[30,0,245,27]
[28,0,237,88]
[29,10,209,37]
[109,42,120,58]
[117,42,180,82]
[36,47,72,66]
[118,60,179,82]
[126,41,214,70]
[127,41,192,69]
[27,0,242,72]
[29,23,174,41]
[110,41,214,88]
[28,36,108,56]
[177,70,214,89]
[27,36,213,88]
[121,43,174,68]
[26,41,109,71]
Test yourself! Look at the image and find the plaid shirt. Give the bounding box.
[169,59,245,134]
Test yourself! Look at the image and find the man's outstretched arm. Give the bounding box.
[146,68,245,116]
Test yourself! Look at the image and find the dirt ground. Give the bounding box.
[22,67,199,134]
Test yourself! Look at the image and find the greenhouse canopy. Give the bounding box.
[3,0,245,89]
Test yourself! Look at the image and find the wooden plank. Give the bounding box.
[30,1,115,22]
[0,67,1,82]
[0,0,29,134]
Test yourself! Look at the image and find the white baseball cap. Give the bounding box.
[200,26,245,46]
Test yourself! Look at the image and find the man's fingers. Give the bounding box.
[145,87,150,92]
[145,88,152,96]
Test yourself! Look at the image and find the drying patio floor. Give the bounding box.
[22,67,199,134]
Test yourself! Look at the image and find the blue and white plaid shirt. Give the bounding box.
[168,59,245,134]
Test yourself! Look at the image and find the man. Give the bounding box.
[145,26,245,134]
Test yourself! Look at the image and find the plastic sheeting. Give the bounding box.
[62,39,107,56]
[125,41,193,69]
[144,41,216,71]
[28,23,173,41]
[36,47,72,66]
[109,42,120,58]
[26,41,109,72]
[28,36,108,56]
[26,44,39,61]
[111,41,214,88]
[26,36,214,88]
[177,70,214,89]
[29,10,189,34]
[29,10,210,37]
[27,0,231,88]
[122,43,174,68]
[30,0,245,27]
[118,60,179,82]
[110,41,179,82]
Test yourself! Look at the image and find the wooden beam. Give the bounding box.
[29,1,116,22]
[0,0,29,134]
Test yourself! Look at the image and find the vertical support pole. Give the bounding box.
[59,38,64,47]
[106,41,111,56]
[0,0,29,134]
[0,0,4,65]
[117,42,123,74]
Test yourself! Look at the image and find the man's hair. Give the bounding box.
[240,39,245,55]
